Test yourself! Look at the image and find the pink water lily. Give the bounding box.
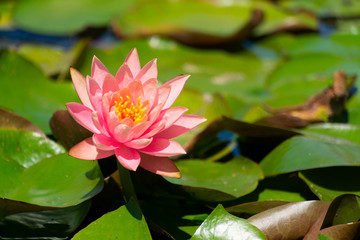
[66,48,206,178]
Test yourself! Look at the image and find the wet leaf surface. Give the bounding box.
[191,204,266,240]
[248,201,330,240]
[72,198,152,240]
[165,157,264,202]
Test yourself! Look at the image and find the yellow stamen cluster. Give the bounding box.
[114,96,147,124]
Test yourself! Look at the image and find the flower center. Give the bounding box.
[114,96,147,124]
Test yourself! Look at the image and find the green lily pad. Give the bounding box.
[299,168,360,202]
[0,200,90,239]
[191,204,266,240]
[72,198,152,240]
[260,135,360,176]
[165,157,264,202]
[303,123,360,145]
[17,40,88,79]
[280,0,360,17]
[78,37,277,103]
[114,0,252,38]
[0,51,78,133]
[13,0,138,34]
[0,128,103,207]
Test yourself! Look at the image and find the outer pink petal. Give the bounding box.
[136,59,157,83]
[124,138,153,149]
[141,119,166,138]
[142,78,158,109]
[124,48,141,78]
[70,67,92,109]
[139,138,186,157]
[157,107,188,130]
[115,145,141,171]
[115,63,135,89]
[66,102,101,134]
[69,137,114,160]
[155,114,207,139]
[158,75,190,109]
[102,73,118,94]
[155,85,171,110]
[139,153,181,178]
[130,121,152,139]
[87,76,103,112]
[91,56,109,87]
[93,134,120,150]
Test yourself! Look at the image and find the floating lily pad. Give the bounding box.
[260,135,360,176]
[0,128,103,207]
[165,157,264,202]
[13,0,138,34]
[191,204,266,240]
[72,198,152,240]
[0,51,78,133]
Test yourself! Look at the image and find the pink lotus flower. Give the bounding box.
[66,48,206,178]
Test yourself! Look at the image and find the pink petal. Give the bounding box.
[66,102,101,134]
[102,93,111,118]
[147,102,165,124]
[139,153,181,178]
[102,73,118,94]
[141,119,166,138]
[130,121,152,139]
[113,124,132,143]
[158,75,190,109]
[128,80,144,100]
[70,67,92,109]
[87,76,103,112]
[139,138,186,157]
[155,85,171,110]
[107,110,122,133]
[157,106,188,130]
[115,63,134,89]
[136,59,158,83]
[142,78,158,109]
[93,134,120,150]
[115,145,141,171]
[124,48,141,78]
[155,114,207,139]
[69,137,114,160]
[124,138,153,149]
[91,56,109,87]
[92,111,110,137]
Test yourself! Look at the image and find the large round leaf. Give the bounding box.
[0,51,78,133]
[191,204,266,240]
[114,0,252,37]
[0,128,103,207]
[303,123,360,145]
[0,200,90,239]
[299,167,360,202]
[13,0,138,34]
[72,198,152,240]
[260,136,360,176]
[78,38,277,103]
[165,157,264,202]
